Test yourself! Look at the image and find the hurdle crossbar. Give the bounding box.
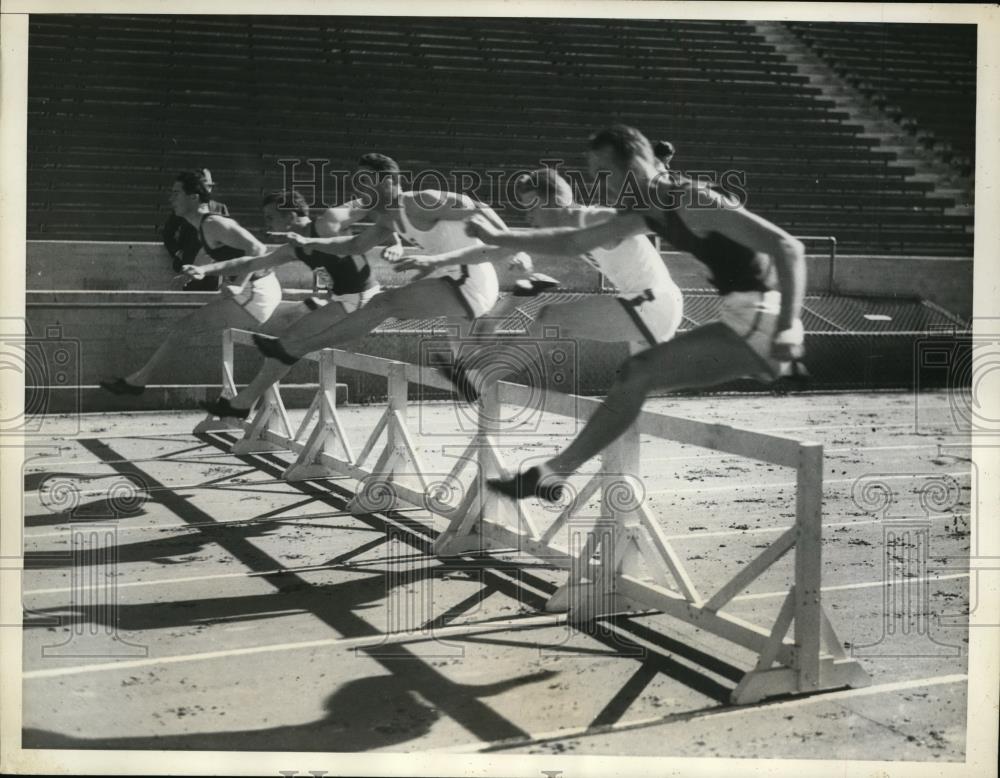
[194,328,871,704]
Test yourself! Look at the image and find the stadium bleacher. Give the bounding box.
[787,22,976,174]
[28,16,974,256]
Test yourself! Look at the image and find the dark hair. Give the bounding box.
[653,140,675,163]
[261,190,310,217]
[588,124,654,166]
[356,153,400,174]
[175,170,212,203]
[197,167,216,190]
[514,168,573,206]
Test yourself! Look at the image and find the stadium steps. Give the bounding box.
[754,21,974,222]
[782,21,975,197]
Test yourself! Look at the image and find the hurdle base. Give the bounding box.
[231,438,290,455]
[433,531,509,558]
[731,657,872,705]
[193,416,244,434]
[545,579,653,618]
[283,462,342,481]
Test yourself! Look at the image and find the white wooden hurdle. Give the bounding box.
[194,328,871,704]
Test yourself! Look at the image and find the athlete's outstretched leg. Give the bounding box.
[491,323,774,500]
[202,299,355,417]
[103,298,257,392]
[462,293,674,401]
[254,279,470,363]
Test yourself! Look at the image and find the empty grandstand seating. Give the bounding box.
[787,22,976,174]
[28,16,973,256]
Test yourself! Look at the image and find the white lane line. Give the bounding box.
[23,507,389,540]
[21,409,958,470]
[22,613,568,680]
[645,442,963,463]
[430,673,969,754]
[21,554,433,596]
[22,566,331,596]
[22,452,240,471]
[24,503,967,543]
[664,511,969,541]
[641,399,952,416]
[48,431,206,442]
[649,470,970,496]
[21,478,307,502]
[23,510,972,585]
[754,421,946,433]
[23,464,971,511]
[731,572,970,602]
[25,435,961,474]
[23,564,970,614]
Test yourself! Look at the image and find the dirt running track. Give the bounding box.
[19,391,974,760]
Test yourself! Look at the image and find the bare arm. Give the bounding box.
[202,216,267,257]
[417,190,510,232]
[395,244,531,273]
[278,219,397,256]
[183,243,297,278]
[683,205,805,332]
[466,210,648,255]
[313,199,373,234]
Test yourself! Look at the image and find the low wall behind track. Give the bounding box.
[26,242,975,318]
[23,241,973,412]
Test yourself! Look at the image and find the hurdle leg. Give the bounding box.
[434,381,506,557]
[194,328,244,433]
[348,362,427,514]
[547,421,647,618]
[231,383,295,454]
[730,441,871,704]
[284,350,354,480]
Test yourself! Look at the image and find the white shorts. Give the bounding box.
[718,289,789,379]
[617,284,685,348]
[447,273,500,319]
[306,284,383,314]
[226,272,282,324]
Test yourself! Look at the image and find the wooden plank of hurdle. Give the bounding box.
[197,329,872,705]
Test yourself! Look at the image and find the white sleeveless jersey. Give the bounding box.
[394,193,498,293]
[576,206,675,297]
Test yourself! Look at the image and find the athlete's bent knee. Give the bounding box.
[616,352,656,390]
[370,289,398,314]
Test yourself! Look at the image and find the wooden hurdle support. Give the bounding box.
[195,328,872,704]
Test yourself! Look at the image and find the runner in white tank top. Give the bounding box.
[575,206,669,295]
[393,191,500,319]
[396,167,684,402]
[572,204,683,348]
[251,153,528,367]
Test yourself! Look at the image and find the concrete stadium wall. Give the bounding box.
[25,291,629,413]
[27,240,974,314]
[24,241,973,412]
[25,241,604,293]
[657,251,973,320]
[24,241,608,412]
